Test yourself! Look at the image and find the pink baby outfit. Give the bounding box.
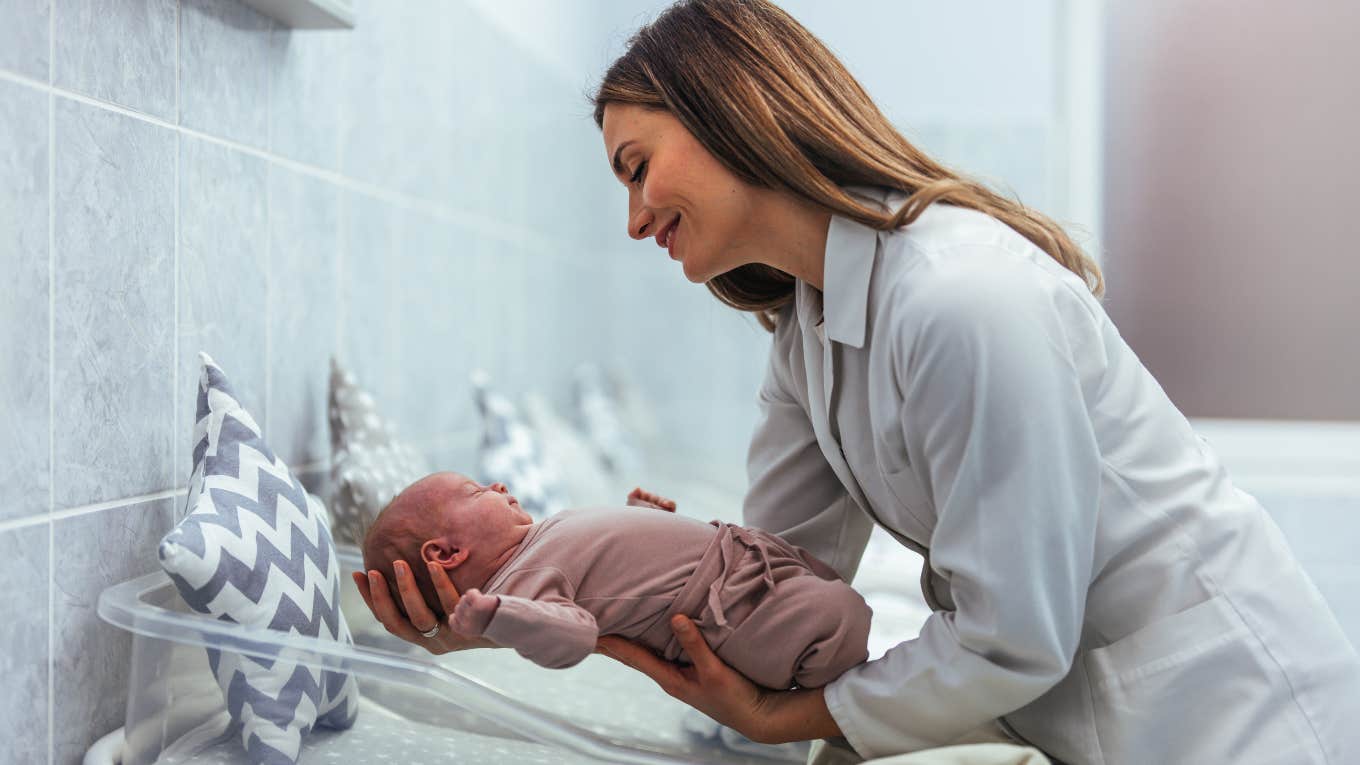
[478,506,872,689]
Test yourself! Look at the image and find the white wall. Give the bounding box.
[1103,0,1360,420]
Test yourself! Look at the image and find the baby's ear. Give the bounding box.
[421,540,469,568]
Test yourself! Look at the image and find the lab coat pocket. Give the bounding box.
[1083,594,1317,763]
[874,428,935,528]
[879,465,935,533]
[873,421,910,475]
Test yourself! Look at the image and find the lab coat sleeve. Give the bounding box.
[824,257,1103,758]
[743,321,875,583]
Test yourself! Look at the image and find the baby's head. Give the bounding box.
[362,471,533,621]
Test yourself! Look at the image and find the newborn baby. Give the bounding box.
[361,472,871,689]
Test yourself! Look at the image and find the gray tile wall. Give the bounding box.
[0,79,49,521]
[0,522,49,764]
[52,97,176,509]
[0,0,48,80]
[51,499,174,765]
[1,2,770,762]
[53,0,177,119]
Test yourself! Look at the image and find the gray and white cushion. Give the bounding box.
[523,391,616,506]
[159,353,359,765]
[572,362,643,476]
[327,358,430,546]
[472,370,569,519]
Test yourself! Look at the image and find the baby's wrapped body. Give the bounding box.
[479,507,872,689]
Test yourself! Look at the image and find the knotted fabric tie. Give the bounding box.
[703,522,778,628]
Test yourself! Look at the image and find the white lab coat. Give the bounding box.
[742,186,1360,764]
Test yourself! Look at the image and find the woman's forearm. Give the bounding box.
[756,687,843,744]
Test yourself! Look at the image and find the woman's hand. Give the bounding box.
[596,615,841,745]
[351,560,498,655]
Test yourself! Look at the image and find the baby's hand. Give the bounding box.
[626,487,677,512]
[449,589,499,637]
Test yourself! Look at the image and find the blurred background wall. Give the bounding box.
[1103,0,1360,420]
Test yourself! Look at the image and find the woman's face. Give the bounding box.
[601,103,763,283]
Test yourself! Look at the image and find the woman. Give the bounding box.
[356,1,1360,762]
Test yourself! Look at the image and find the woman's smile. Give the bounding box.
[666,219,681,259]
[655,214,681,258]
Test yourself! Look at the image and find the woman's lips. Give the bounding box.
[666,219,680,258]
[655,215,680,252]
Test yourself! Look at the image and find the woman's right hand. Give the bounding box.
[351,559,498,655]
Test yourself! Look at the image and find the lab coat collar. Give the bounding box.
[798,186,888,350]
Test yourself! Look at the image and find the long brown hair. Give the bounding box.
[592,0,1103,331]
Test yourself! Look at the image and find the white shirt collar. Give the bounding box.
[796,186,889,349]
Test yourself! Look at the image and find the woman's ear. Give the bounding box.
[420,539,470,570]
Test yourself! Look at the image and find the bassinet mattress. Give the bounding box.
[373,640,810,763]
[156,697,603,765]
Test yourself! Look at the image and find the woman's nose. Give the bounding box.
[629,210,654,240]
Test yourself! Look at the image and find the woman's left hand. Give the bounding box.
[596,614,841,745]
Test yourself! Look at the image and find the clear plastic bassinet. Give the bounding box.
[96,546,810,764]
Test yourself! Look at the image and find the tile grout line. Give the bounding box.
[336,184,345,362]
[264,160,273,450]
[0,494,178,536]
[0,67,575,263]
[263,10,272,459]
[0,451,357,537]
[335,28,347,363]
[45,0,55,756]
[172,0,181,518]
[0,425,481,536]
[172,166,180,495]
[175,0,181,124]
[50,489,189,524]
[335,32,345,186]
[264,17,272,172]
[46,0,55,760]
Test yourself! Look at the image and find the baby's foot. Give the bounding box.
[626,487,677,512]
[449,589,499,636]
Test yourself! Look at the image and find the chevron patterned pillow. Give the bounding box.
[327,358,430,546]
[159,353,358,764]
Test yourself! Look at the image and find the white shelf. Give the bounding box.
[240,0,354,29]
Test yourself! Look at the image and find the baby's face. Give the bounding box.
[427,472,534,541]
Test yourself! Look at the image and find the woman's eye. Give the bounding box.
[630,161,647,186]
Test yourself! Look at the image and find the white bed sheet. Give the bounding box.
[158,696,604,765]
